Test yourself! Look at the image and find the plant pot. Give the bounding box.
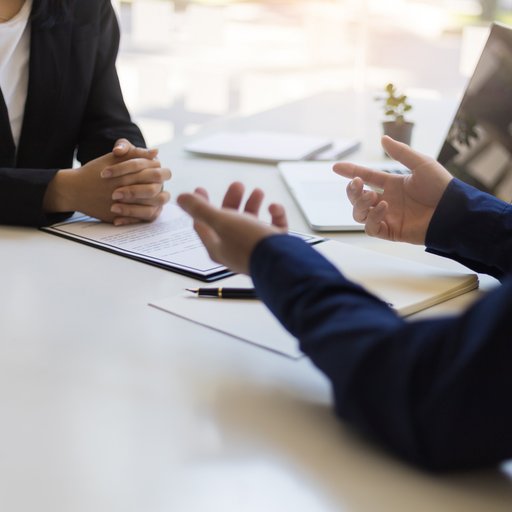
[382,121,414,146]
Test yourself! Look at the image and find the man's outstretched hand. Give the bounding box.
[178,182,288,274]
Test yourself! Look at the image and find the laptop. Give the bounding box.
[280,22,512,231]
[437,22,512,201]
[279,160,408,231]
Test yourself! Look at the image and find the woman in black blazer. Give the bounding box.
[0,0,171,226]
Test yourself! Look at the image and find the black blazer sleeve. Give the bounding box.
[0,0,145,227]
[0,167,69,226]
[74,0,145,163]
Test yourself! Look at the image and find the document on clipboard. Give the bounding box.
[41,204,323,282]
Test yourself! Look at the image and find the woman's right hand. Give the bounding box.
[333,136,453,245]
[43,149,171,224]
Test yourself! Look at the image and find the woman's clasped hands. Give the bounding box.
[44,138,172,225]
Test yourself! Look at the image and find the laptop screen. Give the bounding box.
[437,23,512,202]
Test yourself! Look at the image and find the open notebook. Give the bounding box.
[150,239,479,358]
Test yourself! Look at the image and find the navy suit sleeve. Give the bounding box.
[250,182,512,470]
[426,179,512,280]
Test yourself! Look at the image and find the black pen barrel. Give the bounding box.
[197,287,258,299]
[221,288,258,299]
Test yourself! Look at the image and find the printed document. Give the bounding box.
[42,204,231,281]
[42,204,322,281]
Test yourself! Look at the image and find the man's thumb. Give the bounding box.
[177,193,218,226]
[381,135,431,170]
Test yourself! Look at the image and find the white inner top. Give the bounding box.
[0,0,32,149]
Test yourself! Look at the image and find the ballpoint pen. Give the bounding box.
[186,287,258,299]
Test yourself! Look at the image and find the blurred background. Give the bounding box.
[112,0,512,147]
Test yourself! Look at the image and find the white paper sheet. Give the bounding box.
[150,239,478,358]
[150,274,302,359]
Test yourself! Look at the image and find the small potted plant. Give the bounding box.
[376,83,414,145]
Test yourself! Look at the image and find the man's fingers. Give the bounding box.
[364,201,389,238]
[182,191,226,262]
[333,162,389,190]
[193,220,221,261]
[268,203,288,229]
[178,192,222,230]
[352,189,380,222]
[222,182,245,209]
[244,188,264,216]
[194,187,209,200]
[335,136,433,188]
[365,219,388,239]
[222,183,264,215]
[346,177,365,204]
[381,136,432,170]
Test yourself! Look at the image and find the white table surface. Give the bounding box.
[1,90,510,512]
